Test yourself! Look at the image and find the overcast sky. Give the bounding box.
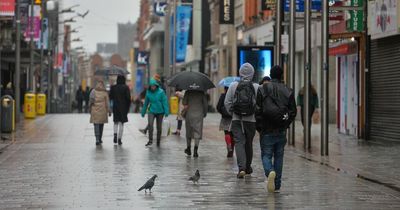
[63,0,140,53]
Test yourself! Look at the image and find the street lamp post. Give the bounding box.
[15,0,22,121]
[29,0,34,92]
[39,0,45,93]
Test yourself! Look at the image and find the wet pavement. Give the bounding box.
[0,114,400,209]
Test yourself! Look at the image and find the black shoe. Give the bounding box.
[113,134,117,144]
[227,151,233,158]
[139,129,147,135]
[145,141,153,146]
[184,147,191,156]
[96,141,101,146]
[237,170,246,179]
[156,140,160,147]
[172,131,180,136]
[118,139,122,145]
[246,166,253,175]
[99,139,103,144]
[193,146,199,158]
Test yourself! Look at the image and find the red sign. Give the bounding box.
[0,0,15,16]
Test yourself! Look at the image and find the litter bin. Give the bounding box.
[1,95,15,133]
[36,93,46,115]
[170,96,179,115]
[24,93,36,119]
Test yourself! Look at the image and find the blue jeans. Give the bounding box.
[260,131,287,190]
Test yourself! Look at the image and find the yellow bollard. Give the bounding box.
[170,96,179,115]
[24,93,36,119]
[36,93,46,115]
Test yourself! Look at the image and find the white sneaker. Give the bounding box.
[267,171,276,193]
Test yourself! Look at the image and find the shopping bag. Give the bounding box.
[161,119,171,137]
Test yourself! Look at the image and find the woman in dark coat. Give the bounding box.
[110,75,131,145]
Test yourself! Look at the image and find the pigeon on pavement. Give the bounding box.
[138,175,157,193]
[189,170,200,184]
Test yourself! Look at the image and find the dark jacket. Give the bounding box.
[255,79,297,135]
[110,75,131,123]
[217,93,231,119]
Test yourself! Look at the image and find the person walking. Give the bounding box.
[172,89,185,136]
[141,79,169,147]
[84,86,91,113]
[255,65,297,193]
[183,90,208,158]
[217,86,234,158]
[224,63,259,178]
[110,75,131,145]
[89,81,110,146]
[76,86,84,113]
[139,74,165,135]
[297,85,319,127]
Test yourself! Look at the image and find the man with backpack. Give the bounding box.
[255,65,297,193]
[224,63,259,179]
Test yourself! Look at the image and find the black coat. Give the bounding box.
[110,77,131,123]
[217,93,231,119]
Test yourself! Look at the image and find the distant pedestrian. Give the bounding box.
[89,81,110,146]
[141,79,169,147]
[259,76,271,85]
[183,90,208,158]
[255,65,296,192]
[172,89,185,136]
[217,86,234,158]
[84,86,91,113]
[110,75,131,145]
[297,85,319,127]
[76,86,84,113]
[224,63,259,178]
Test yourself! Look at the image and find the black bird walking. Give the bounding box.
[138,175,158,193]
[189,170,200,184]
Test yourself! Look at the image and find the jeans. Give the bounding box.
[231,121,256,172]
[260,131,287,190]
[148,113,163,141]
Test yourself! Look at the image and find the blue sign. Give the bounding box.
[175,6,192,63]
[238,46,274,83]
[284,0,322,12]
[154,2,167,16]
[137,51,149,65]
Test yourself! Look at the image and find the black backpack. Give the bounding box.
[232,81,256,117]
[261,83,296,128]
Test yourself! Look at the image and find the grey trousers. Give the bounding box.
[231,121,256,172]
[148,113,163,141]
[94,124,104,142]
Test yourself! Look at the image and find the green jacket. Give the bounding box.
[141,79,169,117]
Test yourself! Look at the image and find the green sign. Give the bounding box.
[347,0,364,32]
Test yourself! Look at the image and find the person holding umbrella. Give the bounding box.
[182,90,208,158]
[89,81,110,146]
[110,75,131,145]
[141,79,169,147]
[167,71,215,158]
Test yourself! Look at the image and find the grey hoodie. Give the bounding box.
[224,63,259,122]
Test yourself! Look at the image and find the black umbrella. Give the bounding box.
[94,65,130,76]
[167,71,215,91]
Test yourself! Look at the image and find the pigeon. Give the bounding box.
[138,175,157,193]
[78,10,89,18]
[189,170,200,184]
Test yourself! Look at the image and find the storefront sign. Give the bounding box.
[369,0,398,39]
[347,0,364,32]
[219,0,234,24]
[0,0,15,16]
[284,0,322,12]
